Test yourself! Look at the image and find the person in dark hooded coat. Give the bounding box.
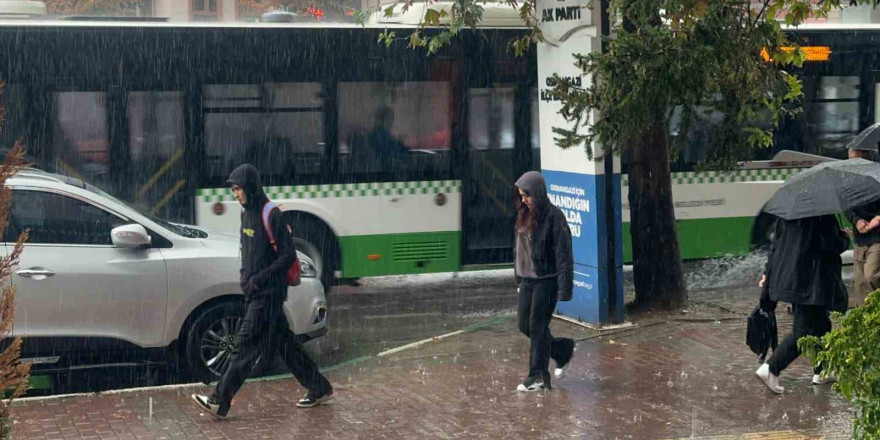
[513,171,576,392]
[755,214,848,394]
[191,164,333,418]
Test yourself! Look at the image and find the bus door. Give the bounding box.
[118,89,189,223]
[462,83,537,265]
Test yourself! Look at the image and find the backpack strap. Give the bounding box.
[261,201,277,246]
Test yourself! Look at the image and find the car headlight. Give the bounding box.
[299,259,318,278]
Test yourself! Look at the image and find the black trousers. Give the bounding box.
[518,278,575,385]
[212,297,332,408]
[768,303,831,376]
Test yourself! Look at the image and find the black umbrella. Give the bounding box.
[762,158,880,220]
[846,122,880,151]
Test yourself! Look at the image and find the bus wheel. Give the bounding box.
[286,213,338,290]
[750,211,777,252]
[294,237,325,282]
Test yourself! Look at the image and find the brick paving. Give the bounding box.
[10,288,855,440]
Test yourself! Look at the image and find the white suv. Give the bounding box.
[5,169,327,381]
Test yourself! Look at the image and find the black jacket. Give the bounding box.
[763,215,848,312]
[845,200,880,247]
[514,171,574,301]
[227,164,297,301]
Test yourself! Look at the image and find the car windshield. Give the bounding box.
[58,174,207,238]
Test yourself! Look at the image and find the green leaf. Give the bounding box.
[424,8,442,26]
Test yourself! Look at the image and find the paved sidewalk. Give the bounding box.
[11,288,854,440]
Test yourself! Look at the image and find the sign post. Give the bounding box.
[537,0,624,326]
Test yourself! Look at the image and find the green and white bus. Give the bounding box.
[633,24,873,261]
[0,14,541,287]
[0,15,870,286]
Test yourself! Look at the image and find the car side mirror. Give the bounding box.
[111,224,152,249]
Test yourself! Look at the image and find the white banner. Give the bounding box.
[536,0,603,174]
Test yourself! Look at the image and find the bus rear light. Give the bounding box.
[367,254,381,261]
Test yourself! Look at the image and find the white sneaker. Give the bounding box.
[755,364,784,394]
[554,368,564,379]
[516,380,547,392]
[812,373,836,385]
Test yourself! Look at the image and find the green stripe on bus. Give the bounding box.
[29,374,51,391]
[622,216,757,263]
[339,231,461,278]
[198,180,462,202]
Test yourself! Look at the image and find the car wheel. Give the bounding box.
[185,301,245,383]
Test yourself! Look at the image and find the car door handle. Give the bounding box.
[16,268,55,280]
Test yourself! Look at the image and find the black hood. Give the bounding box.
[227,164,269,210]
[515,171,550,215]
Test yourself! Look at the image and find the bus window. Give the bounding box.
[203,83,325,186]
[52,92,113,192]
[0,84,29,152]
[337,82,451,183]
[806,76,860,158]
[468,87,515,150]
[126,91,188,222]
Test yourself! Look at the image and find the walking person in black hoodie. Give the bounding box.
[191,164,333,418]
[755,214,849,394]
[514,171,576,392]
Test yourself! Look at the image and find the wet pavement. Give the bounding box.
[26,270,522,395]
[10,276,855,440]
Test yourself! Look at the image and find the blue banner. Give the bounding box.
[542,169,623,325]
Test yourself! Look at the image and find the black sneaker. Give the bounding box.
[190,394,228,419]
[555,339,576,378]
[516,379,547,392]
[297,388,334,408]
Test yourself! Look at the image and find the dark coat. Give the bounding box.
[227,164,297,301]
[514,171,574,302]
[763,215,848,312]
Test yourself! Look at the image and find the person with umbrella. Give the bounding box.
[756,214,848,393]
[755,159,878,393]
[845,148,880,307]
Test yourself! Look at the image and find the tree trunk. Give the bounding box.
[628,120,687,310]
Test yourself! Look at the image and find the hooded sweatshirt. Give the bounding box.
[514,171,574,301]
[227,164,297,301]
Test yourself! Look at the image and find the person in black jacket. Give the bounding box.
[191,164,333,418]
[514,171,576,392]
[755,214,849,394]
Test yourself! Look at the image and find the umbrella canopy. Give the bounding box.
[846,122,880,151]
[762,158,880,220]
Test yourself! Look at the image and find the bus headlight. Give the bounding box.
[300,259,318,278]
